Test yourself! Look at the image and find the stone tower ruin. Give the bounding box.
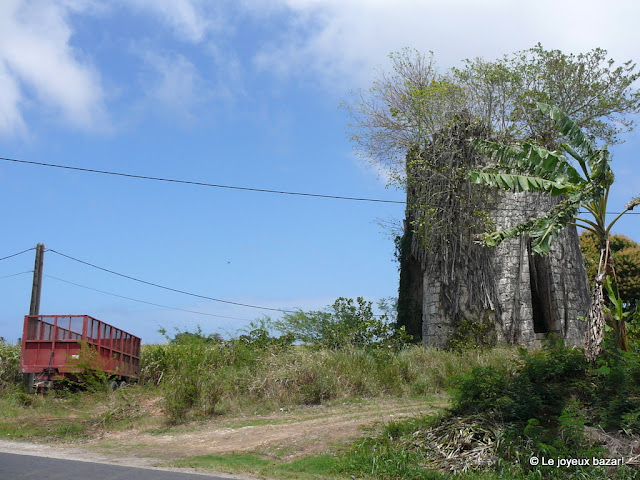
[397,123,590,348]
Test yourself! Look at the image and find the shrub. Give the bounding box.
[451,339,589,424]
[446,313,498,352]
[590,342,640,432]
[60,342,112,393]
[0,340,21,389]
[158,341,225,424]
[267,297,412,350]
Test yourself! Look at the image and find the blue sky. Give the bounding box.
[1,0,639,344]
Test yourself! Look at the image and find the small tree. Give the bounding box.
[270,297,408,349]
[471,103,640,359]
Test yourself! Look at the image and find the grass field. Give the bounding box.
[2,339,640,479]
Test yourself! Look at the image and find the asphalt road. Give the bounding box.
[0,452,233,480]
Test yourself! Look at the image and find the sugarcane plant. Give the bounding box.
[470,102,640,360]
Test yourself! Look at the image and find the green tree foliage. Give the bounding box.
[159,325,223,345]
[580,231,640,308]
[455,44,640,145]
[345,44,640,187]
[269,297,410,349]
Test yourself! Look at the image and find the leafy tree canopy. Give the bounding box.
[345,44,640,187]
[267,297,410,349]
[158,325,223,345]
[580,231,640,308]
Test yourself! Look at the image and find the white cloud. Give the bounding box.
[0,0,108,135]
[126,0,229,43]
[350,150,399,186]
[135,46,245,122]
[0,62,26,136]
[125,2,246,118]
[140,50,205,120]
[248,0,640,90]
[1,0,637,136]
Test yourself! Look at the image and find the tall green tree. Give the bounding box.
[471,103,640,358]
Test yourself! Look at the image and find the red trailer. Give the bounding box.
[19,315,141,391]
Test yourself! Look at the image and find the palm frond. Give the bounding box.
[481,198,582,255]
[537,103,595,158]
[469,171,573,196]
[473,139,583,185]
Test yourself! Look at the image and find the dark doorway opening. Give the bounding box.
[528,241,553,334]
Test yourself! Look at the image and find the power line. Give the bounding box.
[0,270,33,279]
[47,249,297,314]
[0,247,36,262]
[0,156,404,204]
[2,156,638,215]
[45,274,254,322]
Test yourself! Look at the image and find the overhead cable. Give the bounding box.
[0,270,33,279]
[45,274,254,322]
[1,156,637,214]
[0,156,404,204]
[0,247,36,262]
[47,249,297,314]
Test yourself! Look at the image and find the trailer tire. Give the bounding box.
[109,380,119,391]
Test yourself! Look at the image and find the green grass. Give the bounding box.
[0,344,516,440]
[4,342,640,479]
[166,441,640,480]
[0,385,156,440]
[140,342,518,422]
[166,453,345,480]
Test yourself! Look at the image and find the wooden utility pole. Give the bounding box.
[29,243,45,316]
[25,243,45,393]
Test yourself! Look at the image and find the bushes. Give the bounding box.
[452,340,590,425]
[150,341,226,424]
[445,340,640,476]
[0,340,21,389]
[590,342,640,432]
[138,339,516,423]
[265,297,413,350]
[338,341,640,479]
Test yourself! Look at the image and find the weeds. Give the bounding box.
[138,340,517,422]
[0,340,21,389]
[340,339,640,479]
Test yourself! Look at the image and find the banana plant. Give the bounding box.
[470,102,640,358]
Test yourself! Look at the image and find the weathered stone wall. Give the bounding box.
[400,190,590,348]
[421,278,451,346]
[489,192,589,347]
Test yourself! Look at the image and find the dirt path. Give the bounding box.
[0,395,446,470]
[89,396,447,461]
[0,395,446,479]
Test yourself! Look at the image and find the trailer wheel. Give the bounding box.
[109,380,119,391]
[119,380,127,389]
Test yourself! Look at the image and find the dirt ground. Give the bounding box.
[90,396,446,460]
[0,395,446,474]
